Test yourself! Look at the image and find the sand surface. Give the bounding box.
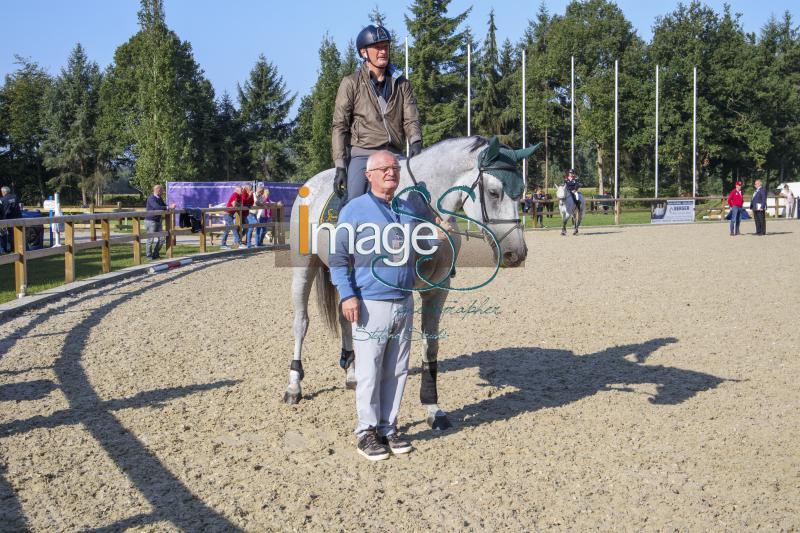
[1,222,799,531]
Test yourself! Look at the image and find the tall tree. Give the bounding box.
[41,44,103,205]
[238,54,295,181]
[405,0,471,144]
[97,0,217,192]
[293,35,341,180]
[1,57,51,202]
[473,10,505,139]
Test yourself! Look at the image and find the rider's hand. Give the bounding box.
[409,140,423,157]
[334,168,347,198]
[434,216,452,240]
[341,297,360,323]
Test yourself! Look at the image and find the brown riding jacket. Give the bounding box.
[331,63,422,169]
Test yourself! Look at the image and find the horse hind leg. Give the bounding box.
[284,262,317,404]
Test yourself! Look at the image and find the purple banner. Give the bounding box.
[166,181,302,221]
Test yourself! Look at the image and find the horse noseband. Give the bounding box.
[470,169,523,244]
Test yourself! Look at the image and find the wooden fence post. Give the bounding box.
[614,198,621,225]
[132,217,141,265]
[89,205,96,241]
[276,205,285,244]
[199,212,207,253]
[235,208,242,247]
[101,218,110,274]
[13,225,26,297]
[65,221,75,283]
[165,211,174,258]
[116,201,123,230]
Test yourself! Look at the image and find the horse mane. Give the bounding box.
[420,135,490,155]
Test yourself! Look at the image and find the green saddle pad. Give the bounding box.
[319,191,343,224]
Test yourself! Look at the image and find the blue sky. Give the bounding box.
[1,0,796,117]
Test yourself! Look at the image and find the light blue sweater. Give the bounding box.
[329,190,437,302]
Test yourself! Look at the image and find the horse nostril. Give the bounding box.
[503,251,518,265]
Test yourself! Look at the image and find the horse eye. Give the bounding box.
[489,190,501,199]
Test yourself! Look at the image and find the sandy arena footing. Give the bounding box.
[1,222,798,530]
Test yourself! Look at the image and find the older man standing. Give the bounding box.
[750,179,767,236]
[144,184,174,259]
[329,150,444,461]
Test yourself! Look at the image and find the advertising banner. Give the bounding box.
[651,199,695,224]
[166,181,302,221]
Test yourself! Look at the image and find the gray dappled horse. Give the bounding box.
[284,136,535,430]
[556,184,585,236]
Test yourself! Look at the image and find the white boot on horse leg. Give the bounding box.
[284,361,304,404]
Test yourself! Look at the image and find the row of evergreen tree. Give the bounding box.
[1,0,799,205]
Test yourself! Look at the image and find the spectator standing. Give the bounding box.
[144,185,174,260]
[1,186,22,252]
[750,179,767,236]
[254,186,272,246]
[533,186,547,228]
[781,185,795,219]
[220,186,242,249]
[330,150,445,461]
[727,180,744,236]
[241,185,257,248]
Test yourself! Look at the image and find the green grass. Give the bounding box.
[1,244,214,304]
[522,209,653,229]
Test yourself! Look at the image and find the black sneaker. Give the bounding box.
[379,432,412,454]
[357,430,390,461]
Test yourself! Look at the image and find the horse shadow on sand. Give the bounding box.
[0,257,250,532]
[406,337,729,441]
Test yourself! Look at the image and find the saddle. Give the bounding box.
[319,191,344,224]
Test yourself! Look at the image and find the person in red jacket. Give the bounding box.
[221,186,242,249]
[727,180,744,236]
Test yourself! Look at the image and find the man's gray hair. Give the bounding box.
[1,186,9,195]
[366,150,398,172]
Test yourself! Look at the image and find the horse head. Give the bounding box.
[459,136,540,267]
[555,184,566,200]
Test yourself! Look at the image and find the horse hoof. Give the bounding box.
[283,391,302,404]
[427,413,452,430]
[344,365,357,390]
[560,230,566,236]
[573,230,578,235]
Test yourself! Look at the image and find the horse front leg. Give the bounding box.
[420,288,452,430]
[338,307,356,390]
[284,264,316,404]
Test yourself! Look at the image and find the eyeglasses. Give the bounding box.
[367,165,400,174]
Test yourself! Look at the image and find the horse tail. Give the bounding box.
[315,266,340,335]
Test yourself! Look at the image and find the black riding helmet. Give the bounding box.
[356,25,391,52]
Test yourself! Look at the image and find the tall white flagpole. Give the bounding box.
[693,66,697,198]
[467,43,471,137]
[614,59,619,199]
[655,64,659,198]
[571,55,575,170]
[522,50,527,188]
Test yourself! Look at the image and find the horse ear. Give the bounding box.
[513,143,541,161]
[484,136,501,162]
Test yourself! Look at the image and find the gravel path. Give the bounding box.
[1,222,798,531]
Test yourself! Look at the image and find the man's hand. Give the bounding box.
[341,297,360,323]
[434,216,453,240]
[334,168,347,198]
[409,140,423,157]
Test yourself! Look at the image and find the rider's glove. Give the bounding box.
[334,167,347,198]
[409,140,423,157]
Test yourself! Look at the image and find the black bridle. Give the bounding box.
[405,155,523,245]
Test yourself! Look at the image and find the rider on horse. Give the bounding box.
[332,24,423,204]
[564,169,581,207]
